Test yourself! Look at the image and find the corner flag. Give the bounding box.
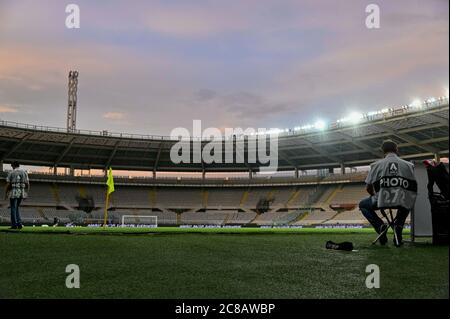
[106,167,115,195]
[104,167,115,226]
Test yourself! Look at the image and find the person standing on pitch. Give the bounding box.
[4,161,30,229]
[359,140,417,246]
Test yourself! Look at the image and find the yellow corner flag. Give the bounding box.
[106,167,115,195]
[103,167,115,227]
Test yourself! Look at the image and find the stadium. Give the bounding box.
[0,96,449,228]
[0,95,448,299]
[0,97,448,226]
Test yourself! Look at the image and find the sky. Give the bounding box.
[0,0,448,137]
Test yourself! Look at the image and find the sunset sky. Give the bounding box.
[0,0,448,136]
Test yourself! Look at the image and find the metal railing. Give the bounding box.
[0,170,368,186]
[1,97,447,141]
[0,119,178,141]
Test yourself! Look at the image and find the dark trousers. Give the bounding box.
[10,198,23,227]
[359,196,410,232]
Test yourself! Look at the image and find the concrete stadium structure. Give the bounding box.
[0,97,448,226]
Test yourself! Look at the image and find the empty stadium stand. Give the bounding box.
[293,210,339,225]
[0,172,375,226]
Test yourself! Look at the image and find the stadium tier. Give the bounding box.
[292,210,338,225]
[0,171,409,226]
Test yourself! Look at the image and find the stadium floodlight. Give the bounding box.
[410,99,422,108]
[426,97,436,103]
[347,112,364,124]
[258,128,283,135]
[314,120,326,130]
[381,108,389,113]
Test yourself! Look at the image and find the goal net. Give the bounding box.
[121,215,158,228]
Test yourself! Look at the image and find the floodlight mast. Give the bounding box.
[67,70,79,132]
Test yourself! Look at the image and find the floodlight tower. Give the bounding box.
[67,70,79,132]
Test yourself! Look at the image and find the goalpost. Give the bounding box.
[121,215,158,228]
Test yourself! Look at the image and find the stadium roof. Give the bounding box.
[0,98,448,173]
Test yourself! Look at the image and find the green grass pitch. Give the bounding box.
[0,226,448,299]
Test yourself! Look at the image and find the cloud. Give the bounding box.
[193,89,292,123]
[0,105,19,113]
[103,112,126,120]
[270,21,449,107]
[222,92,290,119]
[141,3,251,38]
[195,89,217,101]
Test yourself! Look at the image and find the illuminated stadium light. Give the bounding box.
[256,92,447,134]
[314,120,326,130]
[337,112,363,124]
[409,99,422,108]
[346,112,364,124]
[263,128,283,135]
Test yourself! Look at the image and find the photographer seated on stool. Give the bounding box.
[359,140,418,247]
